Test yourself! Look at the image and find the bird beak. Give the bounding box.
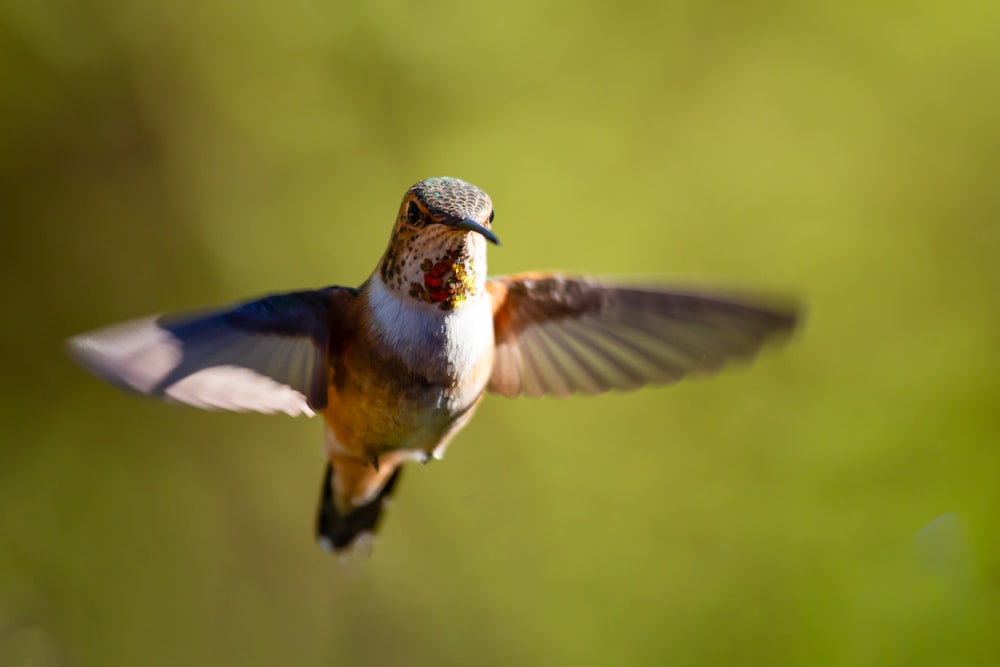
[450,217,501,246]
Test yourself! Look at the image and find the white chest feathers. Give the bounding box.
[366,275,495,384]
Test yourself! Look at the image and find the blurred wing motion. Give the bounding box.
[68,288,354,416]
[486,273,799,398]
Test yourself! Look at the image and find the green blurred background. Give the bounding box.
[2,0,998,665]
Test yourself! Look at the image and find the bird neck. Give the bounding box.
[376,226,488,311]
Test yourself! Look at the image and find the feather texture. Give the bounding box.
[67,288,353,416]
[486,274,799,398]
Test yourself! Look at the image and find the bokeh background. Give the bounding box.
[2,0,998,665]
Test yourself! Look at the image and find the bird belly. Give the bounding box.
[320,376,483,511]
[323,389,472,456]
[322,282,495,462]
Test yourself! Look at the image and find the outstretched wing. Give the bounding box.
[67,287,356,416]
[486,273,799,398]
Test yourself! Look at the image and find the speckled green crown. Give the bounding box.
[408,177,492,221]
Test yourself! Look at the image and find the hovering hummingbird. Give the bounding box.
[69,177,798,553]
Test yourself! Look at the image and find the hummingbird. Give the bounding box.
[68,177,798,553]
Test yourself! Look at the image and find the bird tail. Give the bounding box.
[315,459,403,553]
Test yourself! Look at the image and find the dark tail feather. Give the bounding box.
[315,462,403,553]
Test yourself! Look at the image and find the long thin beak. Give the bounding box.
[451,217,501,246]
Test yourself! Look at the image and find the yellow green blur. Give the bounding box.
[1,1,998,666]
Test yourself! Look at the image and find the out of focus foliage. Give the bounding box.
[1,0,998,665]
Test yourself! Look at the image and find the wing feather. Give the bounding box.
[68,287,354,416]
[486,274,798,398]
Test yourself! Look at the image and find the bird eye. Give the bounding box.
[406,201,421,225]
[488,210,495,224]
